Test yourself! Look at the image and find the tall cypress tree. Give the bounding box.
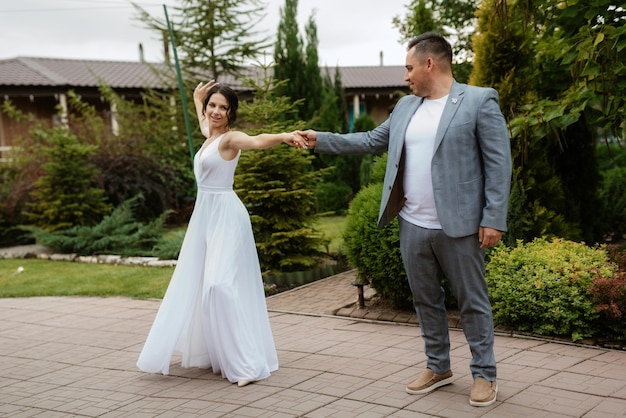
[273,0,305,115]
[302,14,323,122]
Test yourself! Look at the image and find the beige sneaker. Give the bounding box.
[405,369,454,394]
[470,377,498,407]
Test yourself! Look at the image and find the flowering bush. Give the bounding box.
[589,244,626,341]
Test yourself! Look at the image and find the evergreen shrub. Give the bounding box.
[24,128,112,231]
[486,238,617,341]
[342,183,412,309]
[24,195,168,257]
[315,181,352,214]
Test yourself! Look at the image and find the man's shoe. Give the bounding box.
[406,369,454,395]
[470,377,498,407]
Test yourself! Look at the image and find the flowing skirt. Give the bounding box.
[137,187,278,382]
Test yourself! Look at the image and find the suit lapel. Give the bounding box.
[391,95,421,160]
[434,82,464,152]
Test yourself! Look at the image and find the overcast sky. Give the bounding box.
[0,0,409,67]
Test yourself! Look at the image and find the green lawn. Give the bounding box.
[0,215,347,299]
[313,215,346,254]
[0,259,173,299]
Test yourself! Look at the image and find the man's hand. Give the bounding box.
[478,226,502,249]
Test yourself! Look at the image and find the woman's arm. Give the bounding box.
[193,81,215,138]
[222,131,305,153]
[219,131,306,160]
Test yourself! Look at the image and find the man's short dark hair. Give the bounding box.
[408,32,453,65]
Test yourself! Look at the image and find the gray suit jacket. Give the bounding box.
[315,81,512,238]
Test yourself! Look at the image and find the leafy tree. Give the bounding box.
[393,0,476,82]
[235,64,326,272]
[504,0,624,243]
[469,0,578,244]
[23,128,112,232]
[64,88,194,223]
[392,0,441,42]
[0,103,45,245]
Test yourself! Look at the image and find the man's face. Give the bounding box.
[404,46,428,97]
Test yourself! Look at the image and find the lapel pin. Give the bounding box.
[451,98,458,104]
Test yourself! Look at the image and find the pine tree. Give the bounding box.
[133,0,269,81]
[24,128,112,232]
[235,64,326,272]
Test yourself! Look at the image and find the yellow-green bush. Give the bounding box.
[486,238,617,341]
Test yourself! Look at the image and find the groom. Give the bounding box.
[298,32,512,407]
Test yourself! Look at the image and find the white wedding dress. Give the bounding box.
[137,134,279,383]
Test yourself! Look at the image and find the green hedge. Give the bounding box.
[342,183,412,309]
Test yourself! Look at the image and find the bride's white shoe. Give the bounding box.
[237,380,251,387]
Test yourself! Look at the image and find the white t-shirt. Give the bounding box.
[399,95,448,229]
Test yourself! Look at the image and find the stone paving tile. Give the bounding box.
[243,388,338,416]
[540,370,626,397]
[503,348,590,371]
[304,398,400,417]
[261,366,323,389]
[583,397,626,417]
[291,371,373,397]
[565,357,626,381]
[496,362,559,384]
[506,384,605,416]
[265,271,357,315]
[404,388,493,418]
[1,284,626,417]
[346,378,418,409]
[482,403,574,417]
[612,384,626,400]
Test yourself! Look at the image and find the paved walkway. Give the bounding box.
[1,270,626,417]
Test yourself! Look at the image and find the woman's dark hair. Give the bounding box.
[202,84,239,126]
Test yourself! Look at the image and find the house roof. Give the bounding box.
[0,56,407,91]
[339,66,406,88]
[0,57,168,89]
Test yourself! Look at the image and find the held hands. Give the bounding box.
[296,130,317,148]
[285,130,317,150]
[285,131,309,149]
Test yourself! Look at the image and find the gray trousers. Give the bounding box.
[398,217,496,381]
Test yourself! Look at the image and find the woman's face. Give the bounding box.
[204,92,231,130]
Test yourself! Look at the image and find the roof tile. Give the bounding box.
[0,57,407,90]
